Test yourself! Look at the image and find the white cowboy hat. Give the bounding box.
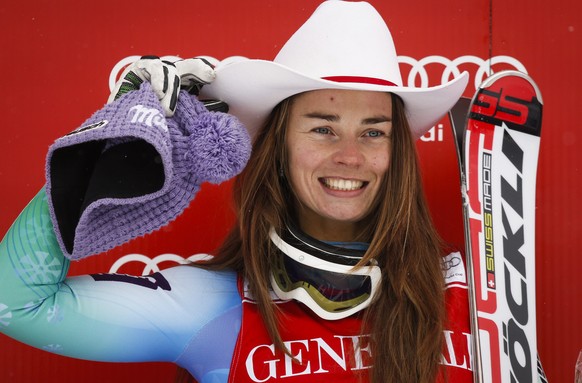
[202,0,469,139]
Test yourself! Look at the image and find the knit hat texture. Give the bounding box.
[46,82,251,260]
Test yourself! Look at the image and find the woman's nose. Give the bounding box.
[332,139,365,166]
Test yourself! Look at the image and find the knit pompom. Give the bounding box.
[185,110,251,184]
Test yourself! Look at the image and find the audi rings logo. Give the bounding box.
[442,252,467,286]
[109,54,528,94]
[399,55,527,90]
[109,253,213,275]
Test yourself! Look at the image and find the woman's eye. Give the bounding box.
[313,127,332,134]
[365,130,385,138]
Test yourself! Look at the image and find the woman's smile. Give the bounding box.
[320,177,367,192]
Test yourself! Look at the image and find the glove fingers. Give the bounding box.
[175,58,216,95]
[202,100,229,113]
[107,65,147,104]
[108,56,218,117]
[137,59,180,117]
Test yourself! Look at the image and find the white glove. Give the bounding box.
[175,57,216,96]
[175,58,227,113]
[108,56,216,117]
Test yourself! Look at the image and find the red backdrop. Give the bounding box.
[0,1,580,382]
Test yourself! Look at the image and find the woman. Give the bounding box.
[0,1,472,382]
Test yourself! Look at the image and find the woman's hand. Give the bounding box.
[108,56,216,117]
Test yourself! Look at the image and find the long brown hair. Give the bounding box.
[177,93,446,383]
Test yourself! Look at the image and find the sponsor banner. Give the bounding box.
[0,1,580,383]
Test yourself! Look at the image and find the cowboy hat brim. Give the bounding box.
[202,58,469,139]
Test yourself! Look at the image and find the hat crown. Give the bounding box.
[203,0,468,141]
[274,1,403,86]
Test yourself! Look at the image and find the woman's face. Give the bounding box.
[286,89,393,241]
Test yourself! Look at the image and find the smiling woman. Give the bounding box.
[202,76,465,382]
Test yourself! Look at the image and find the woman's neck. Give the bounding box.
[297,215,362,242]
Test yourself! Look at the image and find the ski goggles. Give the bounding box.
[269,225,381,320]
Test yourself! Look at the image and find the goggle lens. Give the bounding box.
[280,254,372,302]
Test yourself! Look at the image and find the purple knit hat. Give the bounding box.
[46,82,251,260]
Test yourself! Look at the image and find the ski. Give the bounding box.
[448,71,544,383]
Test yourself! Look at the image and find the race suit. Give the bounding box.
[0,190,473,382]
